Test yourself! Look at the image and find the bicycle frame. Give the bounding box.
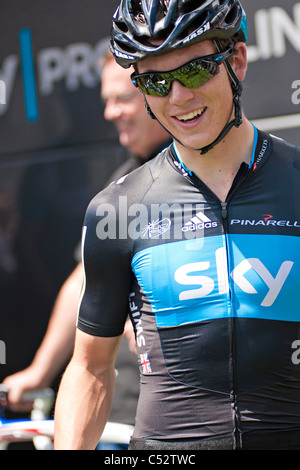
[0,418,54,450]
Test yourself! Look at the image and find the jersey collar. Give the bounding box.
[171,124,272,178]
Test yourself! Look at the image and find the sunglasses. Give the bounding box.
[131,47,233,97]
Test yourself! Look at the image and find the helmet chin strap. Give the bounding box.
[199,79,243,155]
[144,40,243,156]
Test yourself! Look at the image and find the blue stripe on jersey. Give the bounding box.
[249,124,258,168]
[131,234,300,328]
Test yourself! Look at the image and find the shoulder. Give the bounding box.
[255,131,300,173]
[112,145,172,187]
[87,161,154,218]
[87,146,172,214]
[270,133,300,161]
[260,133,300,183]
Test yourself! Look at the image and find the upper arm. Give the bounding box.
[77,191,133,338]
[76,164,154,339]
[72,328,122,376]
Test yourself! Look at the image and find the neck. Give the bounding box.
[174,116,254,201]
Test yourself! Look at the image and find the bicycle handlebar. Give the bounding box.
[0,384,55,418]
[0,384,54,401]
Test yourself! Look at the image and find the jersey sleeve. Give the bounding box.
[76,185,133,337]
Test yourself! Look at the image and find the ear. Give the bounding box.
[232,42,248,82]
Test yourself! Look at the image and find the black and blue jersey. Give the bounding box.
[77,127,300,449]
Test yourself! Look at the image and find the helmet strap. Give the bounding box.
[199,39,243,155]
[144,97,157,120]
[199,80,243,155]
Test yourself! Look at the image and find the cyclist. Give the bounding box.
[54,0,300,450]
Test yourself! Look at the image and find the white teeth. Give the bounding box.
[177,108,205,122]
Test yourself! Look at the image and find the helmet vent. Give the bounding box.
[178,0,205,16]
[162,0,171,10]
[224,4,238,25]
[185,11,209,34]
[115,19,129,32]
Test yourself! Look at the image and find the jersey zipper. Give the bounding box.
[221,202,241,449]
[220,167,249,449]
[172,139,258,446]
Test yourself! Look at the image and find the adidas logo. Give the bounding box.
[182,211,218,233]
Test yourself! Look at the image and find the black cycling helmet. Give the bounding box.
[111,0,247,68]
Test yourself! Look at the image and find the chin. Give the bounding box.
[119,135,130,148]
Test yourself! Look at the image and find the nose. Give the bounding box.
[168,79,195,104]
[104,99,122,122]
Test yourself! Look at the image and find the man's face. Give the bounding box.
[101,59,166,158]
[136,40,240,152]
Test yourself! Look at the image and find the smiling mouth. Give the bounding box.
[176,107,206,122]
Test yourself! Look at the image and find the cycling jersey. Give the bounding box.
[77,127,300,449]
